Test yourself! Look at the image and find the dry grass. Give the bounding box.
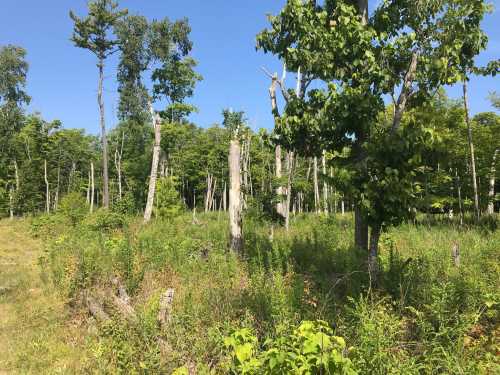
[0,219,88,374]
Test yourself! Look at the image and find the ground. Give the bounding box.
[0,219,86,374]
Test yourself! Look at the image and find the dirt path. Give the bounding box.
[0,220,86,374]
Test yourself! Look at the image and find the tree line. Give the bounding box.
[0,0,499,269]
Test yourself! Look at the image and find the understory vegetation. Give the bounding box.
[27,208,499,374]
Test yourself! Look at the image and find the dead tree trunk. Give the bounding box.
[285,151,294,231]
[97,59,110,209]
[229,138,243,254]
[463,80,480,221]
[44,159,50,214]
[9,185,14,219]
[144,106,162,223]
[90,162,95,213]
[487,149,498,215]
[54,166,60,211]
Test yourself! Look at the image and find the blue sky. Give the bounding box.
[1,0,499,135]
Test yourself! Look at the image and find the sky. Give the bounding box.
[1,0,499,135]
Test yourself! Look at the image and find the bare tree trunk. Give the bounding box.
[144,106,161,223]
[14,160,19,191]
[463,81,480,222]
[9,185,14,220]
[322,151,328,215]
[285,151,294,231]
[97,59,110,209]
[86,171,91,204]
[223,181,227,212]
[275,144,284,217]
[341,199,345,216]
[90,162,95,213]
[313,156,320,213]
[44,159,50,214]
[229,139,243,253]
[487,149,498,215]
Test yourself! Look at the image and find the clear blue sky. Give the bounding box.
[1,1,499,135]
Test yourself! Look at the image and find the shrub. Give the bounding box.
[223,320,357,374]
[84,209,126,232]
[154,177,183,219]
[58,192,88,226]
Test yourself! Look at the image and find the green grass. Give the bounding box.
[3,212,500,374]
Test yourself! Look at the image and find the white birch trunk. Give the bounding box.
[322,151,328,215]
[313,156,320,214]
[144,106,161,223]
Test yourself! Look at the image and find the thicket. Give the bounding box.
[32,208,499,374]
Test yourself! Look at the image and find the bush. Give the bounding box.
[58,192,88,226]
[154,177,183,219]
[84,209,126,232]
[223,320,356,374]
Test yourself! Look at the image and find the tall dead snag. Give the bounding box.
[487,149,498,215]
[229,138,243,253]
[285,151,295,231]
[90,162,95,213]
[144,106,162,223]
[463,80,480,222]
[44,159,50,214]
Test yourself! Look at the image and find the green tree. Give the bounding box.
[70,0,128,209]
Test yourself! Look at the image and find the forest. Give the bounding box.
[0,0,499,374]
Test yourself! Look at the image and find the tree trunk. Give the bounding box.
[229,139,243,253]
[285,151,294,231]
[144,106,161,223]
[90,162,95,213]
[355,206,368,250]
[86,171,90,204]
[97,60,110,209]
[322,151,328,215]
[487,149,498,215]
[44,159,50,214]
[14,160,19,191]
[275,144,285,217]
[463,80,480,222]
[313,156,320,214]
[223,181,227,211]
[368,223,381,284]
[9,185,14,220]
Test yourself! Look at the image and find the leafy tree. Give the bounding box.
[70,0,128,209]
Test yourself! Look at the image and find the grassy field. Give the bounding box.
[0,219,88,374]
[1,213,499,374]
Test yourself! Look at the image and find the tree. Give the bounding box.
[224,110,246,254]
[70,0,128,209]
[0,45,30,217]
[258,0,491,278]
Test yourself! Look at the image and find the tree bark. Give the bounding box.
[54,166,60,211]
[9,186,14,220]
[368,223,381,284]
[392,52,418,133]
[275,144,285,217]
[229,139,243,253]
[90,162,95,213]
[144,105,161,223]
[285,151,294,231]
[487,149,498,215]
[463,80,480,221]
[44,159,50,214]
[97,59,110,209]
